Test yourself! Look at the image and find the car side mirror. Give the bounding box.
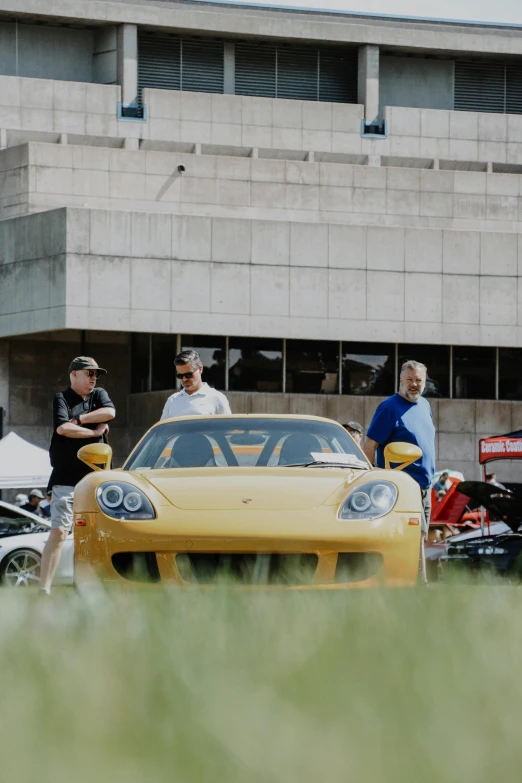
[384,442,422,471]
[77,443,112,472]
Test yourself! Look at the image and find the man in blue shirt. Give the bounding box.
[363,360,436,552]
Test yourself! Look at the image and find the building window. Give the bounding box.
[130,333,150,394]
[151,334,177,392]
[455,60,522,115]
[453,346,496,399]
[138,33,224,99]
[398,345,450,398]
[499,348,522,401]
[229,337,283,393]
[341,342,395,396]
[181,335,226,390]
[286,340,339,394]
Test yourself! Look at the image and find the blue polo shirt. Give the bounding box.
[366,394,435,489]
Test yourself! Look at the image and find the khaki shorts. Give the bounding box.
[50,485,75,531]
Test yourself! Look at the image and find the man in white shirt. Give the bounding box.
[161,349,231,420]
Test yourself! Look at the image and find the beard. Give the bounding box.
[400,383,422,402]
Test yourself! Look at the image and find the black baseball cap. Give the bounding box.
[342,421,364,435]
[68,356,107,375]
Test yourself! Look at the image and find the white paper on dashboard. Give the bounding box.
[310,452,368,469]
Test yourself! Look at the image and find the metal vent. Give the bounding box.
[455,61,505,114]
[506,63,522,115]
[319,49,358,104]
[277,46,318,101]
[138,32,181,100]
[235,42,276,98]
[181,38,224,94]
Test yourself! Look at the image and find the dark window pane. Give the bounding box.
[229,337,282,392]
[341,342,395,396]
[131,333,150,394]
[499,348,522,400]
[286,340,339,394]
[398,345,450,398]
[453,346,495,399]
[151,334,177,392]
[182,335,226,390]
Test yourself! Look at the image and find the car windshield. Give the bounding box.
[124,417,367,470]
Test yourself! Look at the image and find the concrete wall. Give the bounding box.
[128,388,522,482]
[93,27,117,85]
[380,56,454,112]
[2,205,522,348]
[10,141,522,232]
[0,22,93,83]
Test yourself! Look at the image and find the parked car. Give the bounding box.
[0,500,74,587]
[74,414,425,589]
[440,482,522,581]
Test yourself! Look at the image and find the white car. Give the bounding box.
[0,500,74,587]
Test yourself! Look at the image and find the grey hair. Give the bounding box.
[400,360,427,377]
[174,349,202,370]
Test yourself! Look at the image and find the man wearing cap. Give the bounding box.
[342,421,364,445]
[39,357,116,594]
[20,489,45,516]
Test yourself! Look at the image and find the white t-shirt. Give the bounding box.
[160,383,231,420]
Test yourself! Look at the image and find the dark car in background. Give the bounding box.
[440,482,522,581]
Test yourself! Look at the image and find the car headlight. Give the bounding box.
[338,480,398,521]
[96,482,155,520]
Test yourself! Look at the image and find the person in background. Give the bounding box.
[161,350,231,419]
[40,356,116,596]
[21,489,45,516]
[342,421,364,445]
[39,490,52,519]
[14,493,29,508]
[433,471,452,495]
[486,472,507,490]
[363,360,435,583]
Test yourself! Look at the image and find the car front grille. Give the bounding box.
[176,553,319,586]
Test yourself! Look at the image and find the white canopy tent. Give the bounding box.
[0,432,52,489]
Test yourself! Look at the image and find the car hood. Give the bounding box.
[140,467,358,510]
[457,481,522,531]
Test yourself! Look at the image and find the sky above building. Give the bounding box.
[196,0,522,25]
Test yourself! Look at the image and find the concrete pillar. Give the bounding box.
[358,45,379,125]
[0,340,9,428]
[117,23,138,105]
[224,42,235,95]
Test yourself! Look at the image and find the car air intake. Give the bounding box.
[176,553,318,585]
[112,552,161,583]
[335,553,383,583]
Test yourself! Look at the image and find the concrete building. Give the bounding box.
[1,0,522,480]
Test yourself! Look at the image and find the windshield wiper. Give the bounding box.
[282,460,368,469]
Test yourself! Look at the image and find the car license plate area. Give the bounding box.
[176,553,319,585]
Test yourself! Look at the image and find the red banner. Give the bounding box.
[479,436,522,464]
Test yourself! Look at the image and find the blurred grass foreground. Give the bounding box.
[1,586,521,783]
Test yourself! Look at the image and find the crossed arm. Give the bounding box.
[56,407,116,439]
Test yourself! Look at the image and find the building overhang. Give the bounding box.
[0,0,522,57]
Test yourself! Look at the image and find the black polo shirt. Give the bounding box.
[48,387,115,489]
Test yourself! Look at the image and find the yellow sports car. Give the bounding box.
[73,415,423,589]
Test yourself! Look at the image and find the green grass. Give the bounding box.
[1,585,522,782]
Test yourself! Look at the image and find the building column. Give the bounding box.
[117,24,138,105]
[358,44,379,125]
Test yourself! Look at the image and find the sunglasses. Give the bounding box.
[84,370,99,379]
[176,371,197,380]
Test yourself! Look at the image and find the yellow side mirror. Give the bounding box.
[384,442,422,471]
[77,443,112,472]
